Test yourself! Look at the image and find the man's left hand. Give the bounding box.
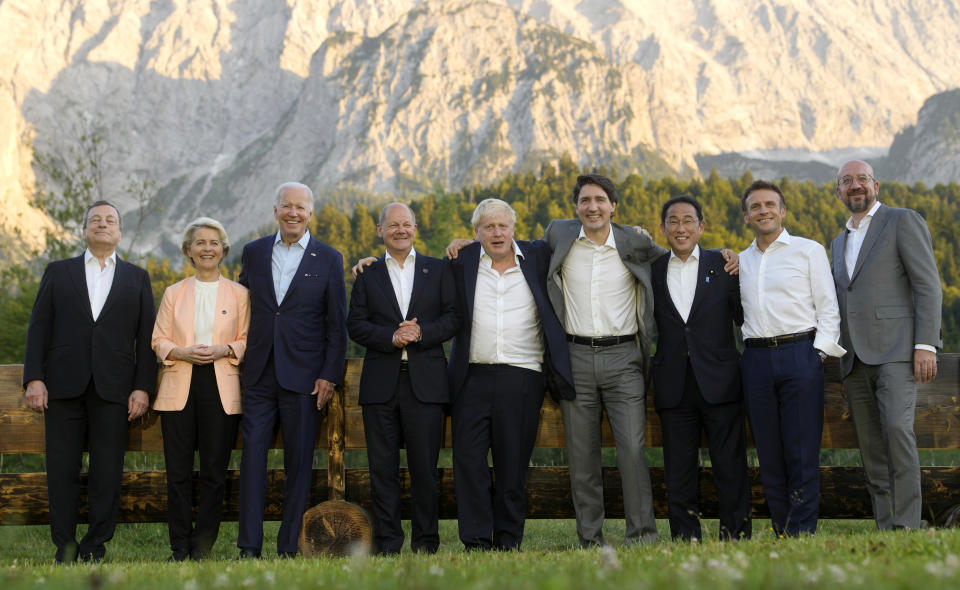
[128,390,150,421]
[721,249,740,275]
[312,379,336,409]
[914,349,937,384]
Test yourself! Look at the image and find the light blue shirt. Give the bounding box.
[272,230,310,304]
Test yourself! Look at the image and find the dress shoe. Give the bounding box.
[237,548,261,560]
[167,550,189,562]
[55,541,79,564]
[278,551,297,559]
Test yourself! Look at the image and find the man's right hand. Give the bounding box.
[24,380,48,414]
[351,257,377,278]
[445,239,474,259]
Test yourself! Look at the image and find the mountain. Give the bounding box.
[2,0,960,258]
[886,89,960,185]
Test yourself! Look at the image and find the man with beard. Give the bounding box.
[830,160,942,530]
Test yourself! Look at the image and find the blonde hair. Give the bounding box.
[181,217,230,267]
[471,198,516,230]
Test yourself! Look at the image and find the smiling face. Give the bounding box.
[660,202,704,260]
[274,186,313,244]
[743,188,785,240]
[82,204,122,252]
[576,183,616,238]
[474,211,515,263]
[836,160,879,215]
[186,226,225,271]
[378,204,417,259]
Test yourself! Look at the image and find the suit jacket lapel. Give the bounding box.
[548,222,579,281]
[280,237,318,305]
[654,256,682,323]
[687,250,712,323]
[98,257,124,320]
[464,247,480,326]
[517,243,541,299]
[68,256,94,321]
[373,256,404,320]
[407,255,428,320]
[260,237,280,306]
[833,230,849,288]
[850,205,890,284]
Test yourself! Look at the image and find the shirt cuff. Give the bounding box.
[813,334,846,358]
[915,344,937,353]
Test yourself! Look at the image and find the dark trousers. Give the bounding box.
[658,361,752,541]
[237,355,320,555]
[160,364,240,558]
[742,341,824,535]
[361,369,443,555]
[452,364,544,550]
[45,379,128,562]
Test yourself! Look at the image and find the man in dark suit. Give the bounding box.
[236,182,347,558]
[347,202,459,555]
[651,195,751,541]
[830,160,942,530]
[23,200,155,563]
[448,198,575,551]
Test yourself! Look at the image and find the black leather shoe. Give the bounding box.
[167,550,189,562]
[278,551,297,559]
[237,548,261,560]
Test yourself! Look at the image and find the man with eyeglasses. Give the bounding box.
[829,160,942,530]
[738,180,845,536]
[651,195,752,541]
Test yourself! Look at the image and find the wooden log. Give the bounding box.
[4,466,959,526]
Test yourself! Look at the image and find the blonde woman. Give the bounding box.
[152,218,249,561]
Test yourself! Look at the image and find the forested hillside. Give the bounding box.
[2,160,958,362]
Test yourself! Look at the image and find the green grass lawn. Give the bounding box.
[2,520,958,589]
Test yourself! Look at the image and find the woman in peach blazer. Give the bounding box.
[152,217,249,561]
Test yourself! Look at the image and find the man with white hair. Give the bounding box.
[236,182,347,558]
[447,198,575,551]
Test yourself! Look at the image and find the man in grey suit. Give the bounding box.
[830,160,942,530]
[541,173,666,546]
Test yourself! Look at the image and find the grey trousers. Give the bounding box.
[844,359,922,529]
[559,340,657,546]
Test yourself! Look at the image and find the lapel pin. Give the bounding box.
[310,252,317,257]
[423,268,429,274]
[221,310,227,314]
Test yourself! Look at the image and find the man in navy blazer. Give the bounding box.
[236,182,347,558]
[447,198,575,551]
[23,200,155,563]
[651,195,751,541]
[347,202,460,555]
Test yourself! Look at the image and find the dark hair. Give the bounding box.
[740,180,785,212]
[572,173,619,205]
[660,194,703,224]
[83,200,122,230]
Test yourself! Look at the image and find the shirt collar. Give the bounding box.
[479,240,525,266]
[748,228,791,253]
[273,229,311,249]
[845,200,882,231]
[577,225,616,248]
[84,249,117,267]
[386,247,417,267]
[669,244,701,263]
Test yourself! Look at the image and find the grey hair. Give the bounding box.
[83,200,122,230]
[471,198,516,230]
[379,202,416,226]
[275,182,315,211]
[181,217,230,267]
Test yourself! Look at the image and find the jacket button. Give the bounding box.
[276,311,280,316]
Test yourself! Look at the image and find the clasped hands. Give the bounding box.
[393,318,421,348]
[170,344,232,365]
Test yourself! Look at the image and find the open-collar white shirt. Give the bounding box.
[84,249,116,321]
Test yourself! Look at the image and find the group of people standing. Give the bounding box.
[22,159,941,562]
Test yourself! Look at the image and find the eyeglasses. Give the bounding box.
[838,174,874,187]
[665,217,700,229]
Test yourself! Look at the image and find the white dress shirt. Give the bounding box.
[667,245,700,323]
[844,201,934,353]
[739,229,846,357]
[469,242,543,372]
[385,248,416,360]
[562,227,638,337]
[193,278,219,346]
[272,230,310,304]
[84,249,116,321]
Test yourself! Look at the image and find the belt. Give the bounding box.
[399,360,409,372]
[566,334,635,348]
[744,329,816,348]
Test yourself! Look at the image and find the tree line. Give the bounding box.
[2,154,958,363]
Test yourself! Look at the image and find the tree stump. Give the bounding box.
[298,500,373,557]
